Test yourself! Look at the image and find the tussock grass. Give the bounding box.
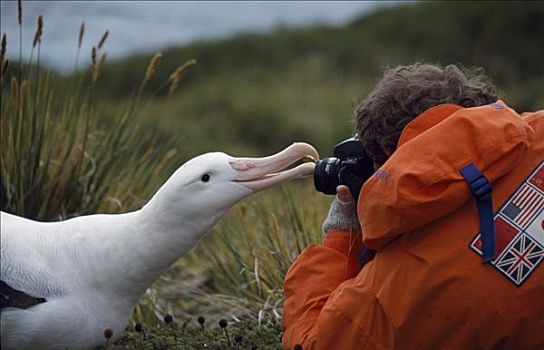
[1,3,330,347]
[0,8,194,220]
[135,182,329,327]
[199,183,327,307]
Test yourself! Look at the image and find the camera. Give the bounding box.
[313,138,374,198]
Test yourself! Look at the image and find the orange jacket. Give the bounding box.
[283,101,544,349]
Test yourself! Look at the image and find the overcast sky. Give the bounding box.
[1,1,401,71]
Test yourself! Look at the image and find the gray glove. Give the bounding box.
[322,196,360,233]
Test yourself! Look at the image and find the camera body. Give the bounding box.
[314,138,374,197]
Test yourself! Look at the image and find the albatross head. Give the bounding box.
[104,143,319,309]
[144,142,319,226]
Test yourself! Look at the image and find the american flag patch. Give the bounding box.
[503,184,544,229]
[470,161,544,286]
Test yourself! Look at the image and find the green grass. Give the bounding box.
[132,183,328,326]
[1,7,328,347]
[0,29,184,220]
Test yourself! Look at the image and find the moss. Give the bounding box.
[117,319,282,349]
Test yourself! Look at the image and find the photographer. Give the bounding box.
[282,63,544,349]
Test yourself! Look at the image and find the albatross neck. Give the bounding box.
[111,200,225,298]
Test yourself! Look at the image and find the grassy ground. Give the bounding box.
[74,181,324,349]
[117,318,283,349]
[131,182,328,321]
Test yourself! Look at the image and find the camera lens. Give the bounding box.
[313,157,341,195]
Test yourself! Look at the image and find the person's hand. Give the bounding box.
[322,185,359,233]
[336,185,354,203]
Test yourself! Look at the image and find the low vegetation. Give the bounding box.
[0,20,192,220]
[96,314,283,349]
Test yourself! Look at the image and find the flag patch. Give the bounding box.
[494,233,544,285]
[470,161,544,286]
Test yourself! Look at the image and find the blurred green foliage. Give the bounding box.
[87,1,543,161]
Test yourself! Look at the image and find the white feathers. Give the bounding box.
[0,144,318,349]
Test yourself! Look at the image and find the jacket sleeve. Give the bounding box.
[282,230,364,349]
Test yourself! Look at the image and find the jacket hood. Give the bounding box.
[358,100,536,250]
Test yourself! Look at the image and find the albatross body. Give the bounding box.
[0,143,318,349]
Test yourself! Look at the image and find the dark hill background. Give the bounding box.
[84,1,544,158]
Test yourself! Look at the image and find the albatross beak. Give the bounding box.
[230,142,319,192]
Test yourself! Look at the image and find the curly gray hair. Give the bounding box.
[354,63,499,166]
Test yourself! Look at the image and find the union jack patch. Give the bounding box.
[470,161,544,286]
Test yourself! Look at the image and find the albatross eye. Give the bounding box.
[201,174,211,182]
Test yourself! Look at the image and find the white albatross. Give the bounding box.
[0,143,318,349]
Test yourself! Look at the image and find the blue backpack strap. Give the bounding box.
[359,246,376,267]
[460,163,496,263]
